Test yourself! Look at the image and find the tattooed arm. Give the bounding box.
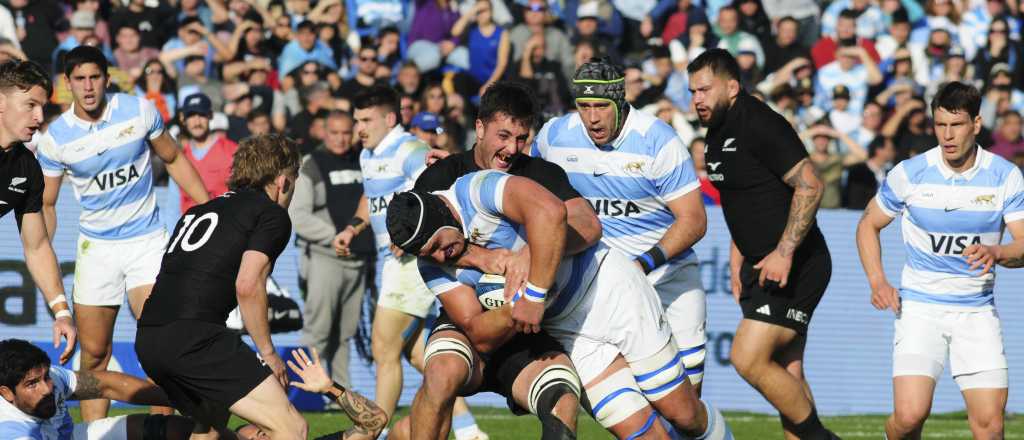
[751,158,825,288]
[69,370,172,406]
[287,348,388,440]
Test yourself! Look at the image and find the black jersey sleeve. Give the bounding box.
[522,159,582,202]
[246,205,292,261]
[13,152,44,229]
[749,106,809,179]
[414,153,469,192]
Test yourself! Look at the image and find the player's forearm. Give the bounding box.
[237,287,275,356]
[96,371,172,406]
[777,160,824,257]
[523,205,567,288]
[659,195,707,260]
[856,217,889,286]
[995,240,1024,268]
[564,198,601,255]
[23,242,66,313]
[42,205,57,240]
[322,385,387,439]
[465,308,516,353]
[166,156,211,204]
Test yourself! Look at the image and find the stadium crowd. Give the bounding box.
[0,0,1022,212]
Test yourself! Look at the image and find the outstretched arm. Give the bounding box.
[287,348,388,440]
[151,132,210,205]
[69,370,171,406]
[20,212,75,364]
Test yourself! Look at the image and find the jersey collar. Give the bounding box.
[932,144,990,181]
[66,94,119,131]
[577,104,637,150]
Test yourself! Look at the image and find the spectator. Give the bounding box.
[451,0,511,94]
[820,0,886,41]
[134,59,177,124]
[843,135,896,209]
[409,111,444,148]
[177,0,218,29]
[910,0,964,47]
[680,13,716,61]
[814,44,883,114]
[174,93,239,213]
[880,97,932,160]
[226,20,276,69]
[850,101,884,150]
[811,8,881,69]
[0,2,19,49]
[573,39,596,71]
[925,46,975,101]
[571,1,619,62]
[224,93,255,142]
[735,42,764,92]
[161,17,233,79]
[763,16,810,74]
[375,26,402,72]
[8,0,65,69]
[793,77,825,130]
[289,81,334,155]
[168,52,225,112]
[418,81,447,115]
[827,85,861,136]
[981,63,1024,128]
[508,0,575,82]
[277,19,336,81]
[875,8,930,87]
[290,111,373,394]
[761,0,820,48]
[990,110,1024,161]
[54,11,103,74]
[644,0,708,46]
[511,33,570,118]
[735,0,772,44]
[395,61,422,96]
[407,0,464,71]
[973,18,1021,90]
[803,123,868,209]
[714,6,764,69]
[247,110,273,136]
[113,26,160,78]
[348,0,405,37]
[338,45,383,101]
[399,93,417,127]
[110,0,174,50]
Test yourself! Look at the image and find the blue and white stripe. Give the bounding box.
[36,94,164,240]
[418,170,604,321]
[875,146,1024,308]
[0,365,77,440]
[360,125,430,258]
[531,108,700,267]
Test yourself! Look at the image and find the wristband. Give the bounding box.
[637,246,668,274]
[521,282,548,303]
[347,217,365,228]
[48,294,68,308]
[55,310,72,319]
[323,381,346,399]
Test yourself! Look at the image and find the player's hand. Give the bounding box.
[332,227,356,256]
[286,347,333,394]
[390,244,405,258]
[502,247,531,302]
[511,297,543,334]
[753,250,792,289]
[52,315,76,365]
[964,244,1000,275]
[425,148,451,166]
[262,351,289,389]
[869,278,901,314]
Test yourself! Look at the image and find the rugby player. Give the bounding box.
[235,347,389,440]
[689,49,837,439]
[0,60,76,365]
[388,81,598,440]
[0,338,195,440]
[857,82,1021,439]
[530,58,711,393]
[36,46,209,421]
[135,134,307,439]
[387,172,732,440]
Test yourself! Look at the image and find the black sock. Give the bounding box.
[783,408,830,440]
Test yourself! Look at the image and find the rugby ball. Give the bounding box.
[476,274,508,310]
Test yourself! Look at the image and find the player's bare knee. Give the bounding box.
[892,405,929,431]
[969,412,1003,435]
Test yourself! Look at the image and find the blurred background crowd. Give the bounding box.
[2,0,1024,211]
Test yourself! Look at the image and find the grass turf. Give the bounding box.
[72,407,1021,439]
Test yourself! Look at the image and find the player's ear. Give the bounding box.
[475,118,484,139]
[727,78,740,99]
[386,109,397,127]
[0,385,14,403]
[276,173,292,194]
[973,114,982,135]
[0,92,6,113]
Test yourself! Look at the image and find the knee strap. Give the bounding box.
[681,344,706,386]
[630,341,688,401]
[423,337,475,388]
[583,368,650,429]
[142,415,168,440]
[624,411,658,440]
[529,365,582,415]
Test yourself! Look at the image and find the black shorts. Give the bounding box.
[431,312,566,414]
[135,320,271,422]
[739,247,832,335]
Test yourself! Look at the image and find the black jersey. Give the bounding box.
[139,188,292,326]
[414,150,582,201]
[704,92,826,260]
[0,143,45,229]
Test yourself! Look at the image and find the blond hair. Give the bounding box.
[228,133,300,190]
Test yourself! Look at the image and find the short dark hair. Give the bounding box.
[63,45,108,78]
[686,48,740,81]
[839,8,859,21]
[778,16,800,28]
[353,85,400,118]
[931,81,981,119]
[0,339,50,390]
[246,109,270,123]
[477,81,539,129]
[0,60,52,96]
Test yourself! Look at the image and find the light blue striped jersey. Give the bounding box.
[0,365,75,440]
[36,94,164,240]
[876,146,1024,308]
[530,107,701,266]
[417,170,604,321]
[360,125,429,258]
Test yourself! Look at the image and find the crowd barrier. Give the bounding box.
[1,187,1020,414]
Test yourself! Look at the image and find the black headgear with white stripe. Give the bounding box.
[386,190,462,255]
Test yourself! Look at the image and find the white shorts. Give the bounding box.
[545,248,673,385]
[648,260,707,350]
[72,415,128,440]
[893,301,1008,389]
[378,254,435,318]
[73,230,168,306]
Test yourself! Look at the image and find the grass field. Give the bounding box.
[74,407,1021,439]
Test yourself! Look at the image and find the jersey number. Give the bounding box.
[167,213,219,253]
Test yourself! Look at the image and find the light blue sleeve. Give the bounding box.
[418,259,463,295]
[473,171,509,216]
[876,164,909,216]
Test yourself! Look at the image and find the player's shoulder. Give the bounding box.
[0,419,41,440]
[48,365,75,396]
[892,147,940,184]
[621,109,681,154]
[538,113,581,145]
[979,147,1021,179]
[397,135,430,155]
